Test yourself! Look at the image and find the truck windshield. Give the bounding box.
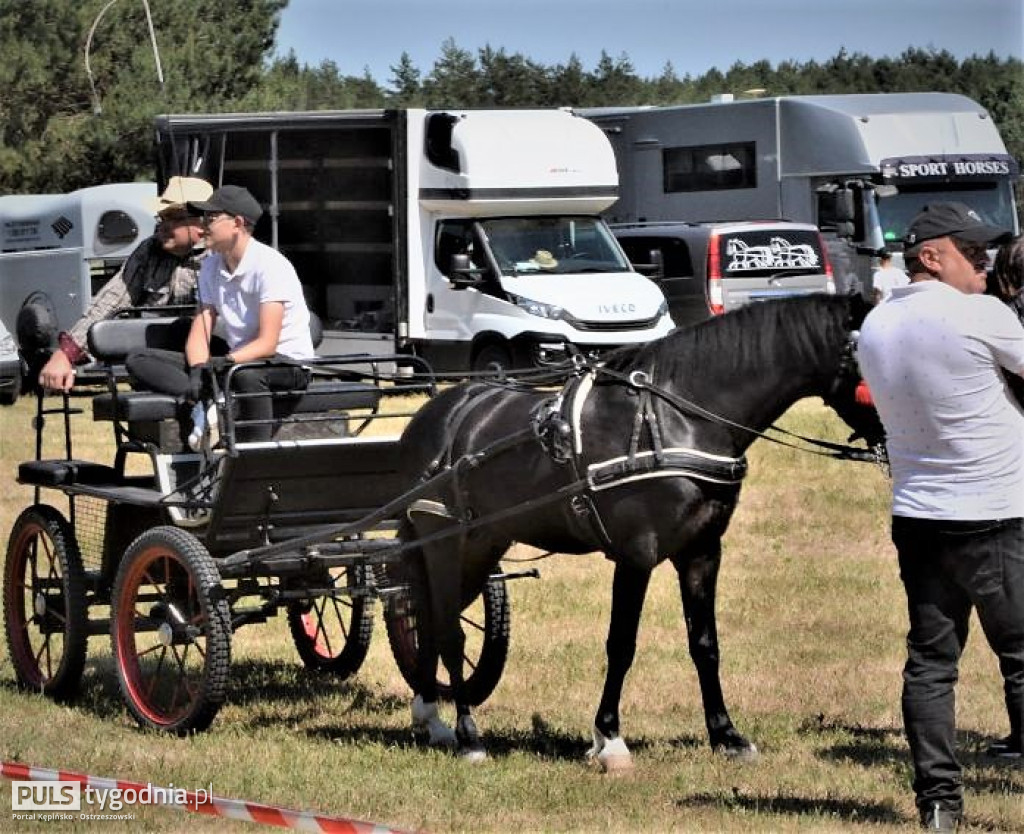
[877,184,1018,247]
[478,217,630,276]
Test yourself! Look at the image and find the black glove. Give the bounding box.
[209,355,235,374]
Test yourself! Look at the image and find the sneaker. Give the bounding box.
[985,734,1022,760]
[920,802,961,831]
[187,401,206,451]
[206,402,220,448]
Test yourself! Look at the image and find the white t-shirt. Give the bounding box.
[857,280,1024,520]
[198,238,314,360]
[871,265,910,303]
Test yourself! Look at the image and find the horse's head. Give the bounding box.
[822,295,886,448]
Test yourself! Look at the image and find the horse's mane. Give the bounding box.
[602,294,851,379]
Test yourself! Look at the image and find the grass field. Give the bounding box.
[0,393,1020,832]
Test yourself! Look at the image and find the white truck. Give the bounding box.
[583,93,1021,297]
[154,108,672,374]
[0,182,158,402]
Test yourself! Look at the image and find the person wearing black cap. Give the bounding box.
[857,202,1024,830]
[127,185,313,444]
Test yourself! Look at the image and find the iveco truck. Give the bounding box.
[584,93,1020,297]
[154,108,672,374]
[0,182,157,403]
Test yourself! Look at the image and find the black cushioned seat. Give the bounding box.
[19,459,119,487]
[92,383,383,423]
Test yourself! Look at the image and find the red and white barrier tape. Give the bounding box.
[2,761,407,832]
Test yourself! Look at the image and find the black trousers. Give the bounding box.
[126,348,308,442]
[892,515,1024,817]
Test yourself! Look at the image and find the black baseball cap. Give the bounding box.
[903,201,1011,247]
[188,185,263,225]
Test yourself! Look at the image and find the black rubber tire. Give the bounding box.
[383,558,510,706]
[471,343,514,376]
[286,563,374,678]
[3,505,88,700]
[111,526,231,735]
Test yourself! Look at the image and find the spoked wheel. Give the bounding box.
[286,563,374,677]
[111,526,230,735]
[383,560,510,706]
[3,505,88,700]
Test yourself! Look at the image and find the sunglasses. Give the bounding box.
[950,238,991,269]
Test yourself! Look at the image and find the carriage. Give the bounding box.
[4,295,883,764]
[3,313,527,735]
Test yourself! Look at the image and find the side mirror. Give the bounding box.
[448,252,485,290]
[632,248,665,280]
[833,188,856,223]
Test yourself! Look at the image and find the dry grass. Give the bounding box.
[0,394,1021,832]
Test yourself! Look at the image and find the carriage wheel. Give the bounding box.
[111,526,230,735]
[383,563,510,706]
[3,505,88,700]
[286,563,374,677]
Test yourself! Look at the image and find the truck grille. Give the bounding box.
[573,314,663,332]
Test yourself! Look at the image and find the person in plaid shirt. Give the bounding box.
[38,176,212,392]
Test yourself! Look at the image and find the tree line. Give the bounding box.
[1,1,1021,195]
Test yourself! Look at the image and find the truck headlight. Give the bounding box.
[509,294,567,321]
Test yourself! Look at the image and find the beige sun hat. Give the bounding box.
[151,176,213,216]
[533,249,558,270]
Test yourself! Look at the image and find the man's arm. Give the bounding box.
[185,306,217,367]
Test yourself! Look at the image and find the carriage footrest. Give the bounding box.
[19,459,120,488]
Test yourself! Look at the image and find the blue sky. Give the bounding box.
[275,0,1023,84]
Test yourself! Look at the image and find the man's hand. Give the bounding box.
[39,350,76,392]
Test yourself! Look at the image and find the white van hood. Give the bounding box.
[500,271,665,322]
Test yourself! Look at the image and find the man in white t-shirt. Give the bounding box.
[857,202,1024,831]
[128,185,313,443]
[870,250,909,304]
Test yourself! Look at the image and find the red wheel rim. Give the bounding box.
[6,520,69,687]
[114,545,212,727]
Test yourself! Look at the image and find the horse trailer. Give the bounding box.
[583,93,1020,297]
[0,182,158,402]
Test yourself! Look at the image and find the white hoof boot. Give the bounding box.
[586,727,634,774]
[411,696,457,749]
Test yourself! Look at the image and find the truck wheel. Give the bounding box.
[111,526,230,735]
[3,505,88,700]
[286,563,374,678]
[472,343,514,376]
[381,547,510,706]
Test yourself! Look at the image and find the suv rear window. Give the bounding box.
[719,228,824,278]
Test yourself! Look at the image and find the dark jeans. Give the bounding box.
[126,348,308,442]
[892,515,1024,817]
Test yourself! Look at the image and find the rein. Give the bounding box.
[593,363,878,464]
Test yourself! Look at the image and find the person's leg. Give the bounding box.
[951,518,1024,758]
[893,516,971,822]
[229,359,308,442]
[126,348,191,397]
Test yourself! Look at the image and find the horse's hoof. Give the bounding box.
[411,696,457,749]
[586,730,634,774]
[714,741,759,762]
[597,750,634,775]
[459,746,488,763]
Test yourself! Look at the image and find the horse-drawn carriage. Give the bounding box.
[3,314,523,735]
[4,295,883,766]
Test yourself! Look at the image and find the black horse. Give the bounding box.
[397,294,882,766]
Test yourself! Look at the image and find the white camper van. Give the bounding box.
[155,108,672,373]
[0,182,157,401]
